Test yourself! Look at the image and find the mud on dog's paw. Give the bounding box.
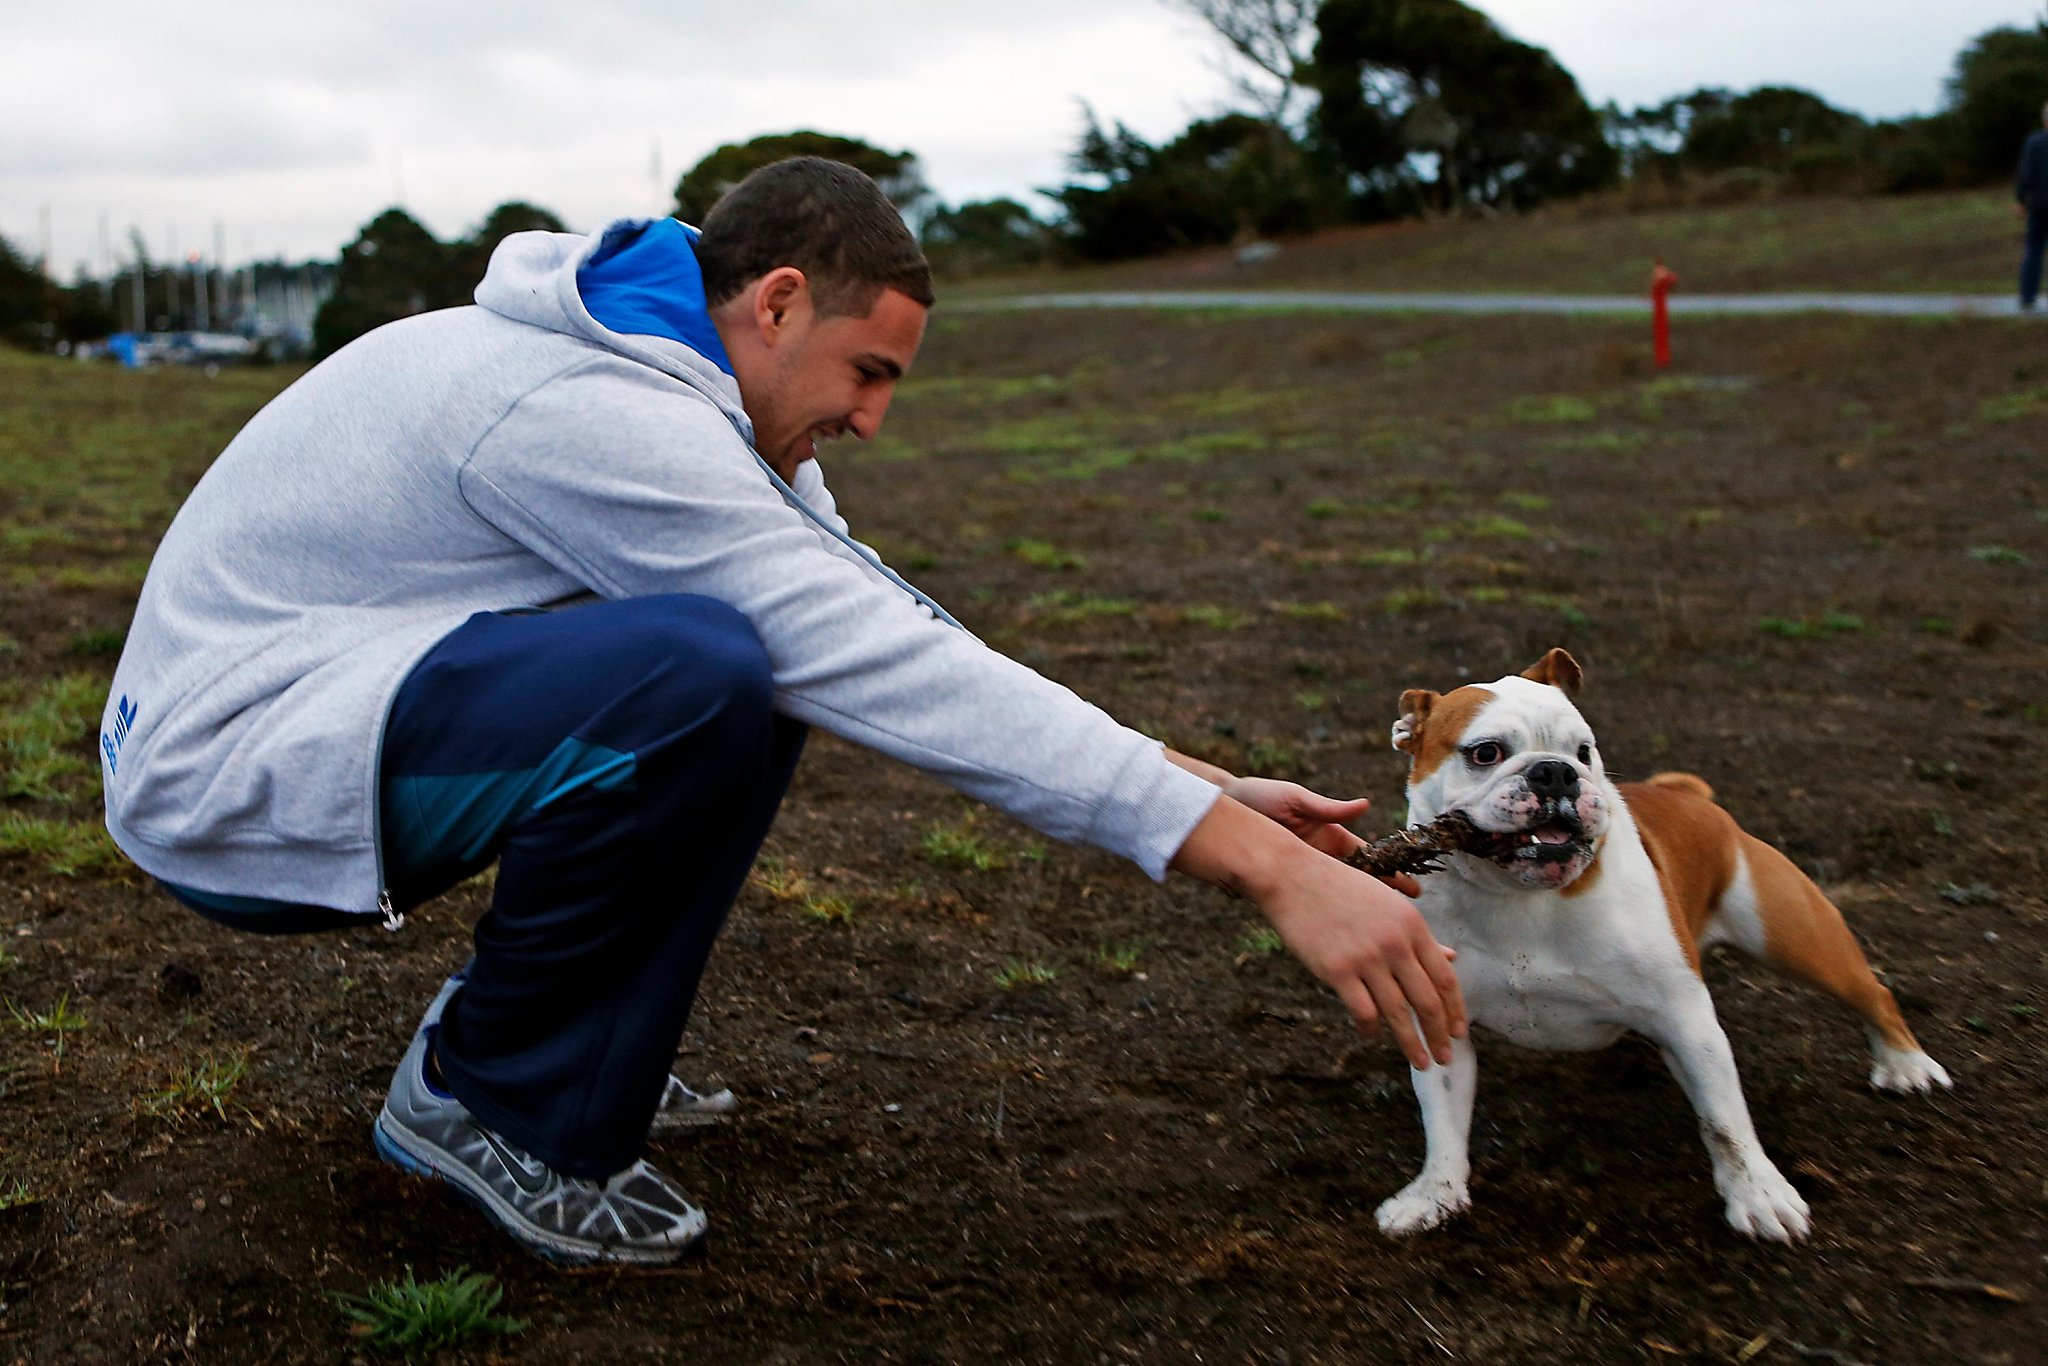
[1375,1177,1471,1236]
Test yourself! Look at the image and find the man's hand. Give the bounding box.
[1222,777,1370,858]
[1170,793,1466,1069]
[1214,775,1423,898]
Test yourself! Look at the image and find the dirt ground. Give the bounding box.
[1,308,2044,1363]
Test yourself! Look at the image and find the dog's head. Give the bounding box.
[1391,648,1610,891]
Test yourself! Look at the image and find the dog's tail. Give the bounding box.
[1642,771,1716,802]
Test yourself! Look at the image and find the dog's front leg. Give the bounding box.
[1376,1034,1477,1235]
[1645,993,1811,1242]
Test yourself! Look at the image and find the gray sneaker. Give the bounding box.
[650,1076,737,1132]
[420,964,737,1134]
[373,1026,707,1266]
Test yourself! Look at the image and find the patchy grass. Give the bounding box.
[141,1051,249,1123]
[922,813,1009,872]
[337,1267,525,1356]
[1505,395,1598,425]
[1007,538,1086,570]
[1975,388,2048,423]
[800,893,857,926]
[2,673,107,802]
[991,960,1058,990]
[1094,944,1142,978]
[1272,600,1346,622]
[0,816,127,878]
[9,990,88,1068]
[1967,545,2029,566]
[1179,604,1252,630]
[1025,592,1137,627]
[0,1176,38,1211]
[1758,612,1867,639]
[1239,925,1285,958]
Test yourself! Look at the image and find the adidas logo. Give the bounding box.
[100,694,138,775]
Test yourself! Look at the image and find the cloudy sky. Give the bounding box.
[3,1,2038,274]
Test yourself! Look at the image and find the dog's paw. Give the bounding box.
[1870,1045,1952,1093]
[1375,1176,1471,1237]
[1720,1164,1811,1242]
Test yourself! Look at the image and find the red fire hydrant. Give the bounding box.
[1650,260,1678,369]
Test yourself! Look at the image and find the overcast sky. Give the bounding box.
[3,1,2039,275]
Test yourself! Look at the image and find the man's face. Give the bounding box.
[741,285,927,481]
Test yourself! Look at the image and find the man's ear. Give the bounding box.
[1520,647,1582,697]
[751,267,809,344]
[1391,688,1438,755]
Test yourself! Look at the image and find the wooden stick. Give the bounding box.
[1341,811,1496,880]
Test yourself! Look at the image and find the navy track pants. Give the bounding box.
[168,595,806,1178]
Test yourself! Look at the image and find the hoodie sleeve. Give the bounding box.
[459,356,1220,879]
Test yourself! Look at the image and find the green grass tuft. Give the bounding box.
[1,673,108,803]
[1026,592,1136,626]
[0,816,127,878]
[338,1267,525,1356]
[1179,604,1251,630]
[1007,538,1086,570]
[1095,944,1142,978]
[922,814,1008,872]
[1239,925,1285,957]
[142,1051,249,1122]
[1758,612,1866,640]
[1967,545,2029,566]
[991,960,1058,990]
[1505,395,1598,425]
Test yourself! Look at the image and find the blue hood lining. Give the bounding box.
[576,219,734,377]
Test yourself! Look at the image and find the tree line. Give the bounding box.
[4,1,2045,355]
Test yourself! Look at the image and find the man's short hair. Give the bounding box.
[696,157,935,318]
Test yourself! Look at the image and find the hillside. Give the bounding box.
[958,189,2020,298]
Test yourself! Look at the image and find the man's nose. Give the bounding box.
[849,385,895,441]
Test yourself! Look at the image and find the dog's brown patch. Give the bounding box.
[1622,779,1739,973]
[1644,770,1715,802]
[1400,684,1497,784]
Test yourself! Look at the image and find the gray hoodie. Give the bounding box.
[100,221,1221,916]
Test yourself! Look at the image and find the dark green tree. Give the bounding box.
[311,208,453,359]
[1051,110,1345,259]
[919,198,1054,275]
[673,132,929,223]
[1609,86,1871,192]
[314,202,568,359]
[1943,21,2048,180]
[1307,0,1616,215]
[452,201,568,294]
[0,234,56,350]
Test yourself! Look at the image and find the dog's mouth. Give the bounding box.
[1461,809,1591,867]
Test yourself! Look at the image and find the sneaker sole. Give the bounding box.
[372,1113,705,1267]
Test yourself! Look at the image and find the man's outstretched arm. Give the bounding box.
[1164,753,1467,1071]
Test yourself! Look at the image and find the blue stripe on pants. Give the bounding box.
[169,594,806,1178]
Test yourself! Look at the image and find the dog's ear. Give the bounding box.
[1391,688,1438,755]
[1520,648,1582,697]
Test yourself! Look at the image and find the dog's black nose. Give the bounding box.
[1525,760,1579,799]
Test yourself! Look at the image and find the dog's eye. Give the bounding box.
[1467,742,1504,767]
[1577,744,1592,764]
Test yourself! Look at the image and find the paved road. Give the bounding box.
[957,290,2038,318]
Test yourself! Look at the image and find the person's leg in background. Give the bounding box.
[2021,206,2048,309]
[372,594,805,1264]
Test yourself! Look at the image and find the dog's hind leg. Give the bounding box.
[1719,835,1951,1093]
[1376,1034,1477,1236]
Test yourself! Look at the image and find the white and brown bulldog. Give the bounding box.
[1378,648,1950,1242]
